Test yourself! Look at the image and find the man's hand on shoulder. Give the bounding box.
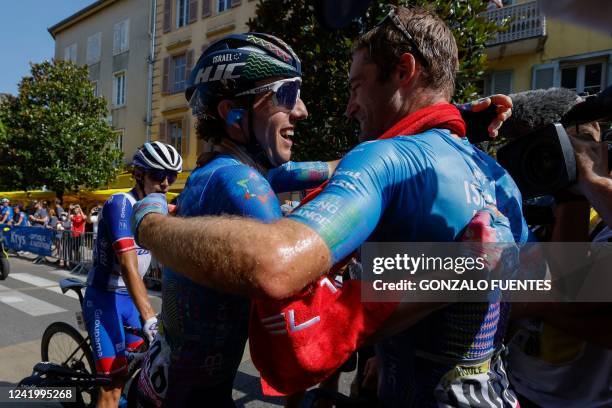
[131,193,169,247]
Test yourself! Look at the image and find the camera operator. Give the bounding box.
[497,88,612,407]
[497,88,611,227]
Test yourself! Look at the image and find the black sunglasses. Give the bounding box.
[377,7,429,67]
[147,169,178,184]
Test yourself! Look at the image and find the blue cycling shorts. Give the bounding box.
[83,286,144,376]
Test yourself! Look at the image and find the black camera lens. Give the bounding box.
[521,139,564,190]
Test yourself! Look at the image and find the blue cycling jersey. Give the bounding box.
[87,190,151,292]
[266,160,329,193]
[288,129,528,406]
[154,157,330,399]
[290,129,527,261]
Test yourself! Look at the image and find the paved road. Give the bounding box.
[0,255,354,407]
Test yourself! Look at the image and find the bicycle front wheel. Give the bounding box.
[0,255,9,280]
[41,321,97,406]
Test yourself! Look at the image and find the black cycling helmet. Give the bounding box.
[185,32,301,115]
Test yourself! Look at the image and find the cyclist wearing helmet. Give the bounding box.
[136,32,338,408]
[83,141,182,408]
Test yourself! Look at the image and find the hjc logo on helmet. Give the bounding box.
[194,62,246,84]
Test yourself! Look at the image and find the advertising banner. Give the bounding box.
[2,226,53,256]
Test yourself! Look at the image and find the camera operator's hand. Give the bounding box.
[570,135,612,227]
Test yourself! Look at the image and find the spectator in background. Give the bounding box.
[47,208,59,231]
[29,201,49,227]
[12,205,28,226]
[47,208,61,264]
[87,204,101,238]
[70,205,86,265]
[54,198,65,218]
[1,198,14,224]
[57,212,72,267]
[487,0,503,10]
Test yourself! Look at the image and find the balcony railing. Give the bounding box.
[484,1,546,46]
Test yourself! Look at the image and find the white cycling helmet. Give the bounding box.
[132,141,183,172]
[1,198,9,204]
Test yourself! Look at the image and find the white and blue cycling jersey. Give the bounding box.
[87,190,151,292]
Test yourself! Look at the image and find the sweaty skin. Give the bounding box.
[140,214,326,299]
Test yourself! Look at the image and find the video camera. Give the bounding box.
[497,85,612,200]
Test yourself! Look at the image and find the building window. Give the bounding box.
[115,129,124,151]
[64,43,77,63]
[86,32,101,64]
[484,70,513,95]
[172,54,187,92]
[561,61,605,95]
[113,71,126,107]
[218,0,231,13]
[163,50,194,94]
[91,81,99,97]
[176,0,189,27]
[113,19,130,55]
[168,120,184,153]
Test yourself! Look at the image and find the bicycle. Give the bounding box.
[18,277,149,407]
[1,226,10,280]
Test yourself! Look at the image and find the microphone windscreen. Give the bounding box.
[499,88,579,139]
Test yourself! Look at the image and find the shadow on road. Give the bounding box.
[233,371,285,406]
[0,381,16,387]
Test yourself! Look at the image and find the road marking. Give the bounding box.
[49,268,80,278]
[9,273,79,300]
[0,284,66,316]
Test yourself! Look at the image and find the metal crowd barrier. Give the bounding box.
[48,230,95,274]
[8,226,160,283]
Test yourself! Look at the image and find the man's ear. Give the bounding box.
[217,99,234,122]
[133,167,144,182]
[396,53,417,85]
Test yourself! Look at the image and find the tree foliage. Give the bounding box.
[0,60,122,195]
[0,120,6,145]
[248,0,499,160]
